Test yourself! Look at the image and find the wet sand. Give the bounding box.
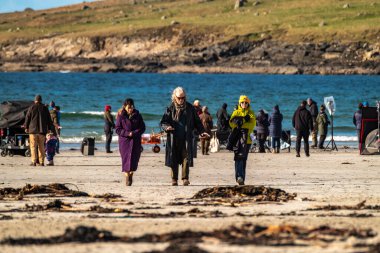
[0,148,379,252]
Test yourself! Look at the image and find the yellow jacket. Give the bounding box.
[229,95,256,144]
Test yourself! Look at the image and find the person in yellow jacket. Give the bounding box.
[229,95,256,185]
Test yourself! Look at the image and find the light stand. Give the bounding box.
[324,113,338,151]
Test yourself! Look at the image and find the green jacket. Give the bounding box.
[316,112,329,135]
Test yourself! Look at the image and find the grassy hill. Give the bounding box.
[0,0,379,44]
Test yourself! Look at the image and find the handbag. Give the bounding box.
[210,136,220,153]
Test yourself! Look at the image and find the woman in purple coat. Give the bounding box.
[115,98,146,186]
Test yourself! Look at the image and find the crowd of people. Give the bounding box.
[23,90,369,187]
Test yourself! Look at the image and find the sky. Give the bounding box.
[0,0,96,14]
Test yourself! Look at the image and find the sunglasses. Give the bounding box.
[176,96,186,100]
[240,102,249,105]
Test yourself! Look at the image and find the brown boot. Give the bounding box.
[172,179,178,186]
[183,179,190,186]
[126,172,133,186]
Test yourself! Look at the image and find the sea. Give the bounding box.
[0,72,379,150]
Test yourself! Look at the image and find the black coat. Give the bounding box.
[25,102,55,135]
[292,106,313,132]
[216,106,229,131]
[160,102,204,168]
[256,111,269,135]
[309,101,318,120]
[269,109,283,138]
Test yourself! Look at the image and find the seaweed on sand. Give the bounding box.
[0,183,89,198]
[2,223,376,246]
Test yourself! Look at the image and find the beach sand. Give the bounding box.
[0,148,379,252]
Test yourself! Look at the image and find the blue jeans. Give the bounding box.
[234,144,251,182]
[271,137,280,150]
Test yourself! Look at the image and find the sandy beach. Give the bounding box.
[0,148,379,252]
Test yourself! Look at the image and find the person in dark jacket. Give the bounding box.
[24,95,56,166]
[307,98,318,148]
[104,105,115,153]
[199,106,213,155]
[115,98,145,186]
[316,105,330,149]
[353,102,363,146]
[268,105,283,153]
[292,100,313,157]
[216,103,229,131]
[160,87,206,186]
[256,109,270,153]
[50,105,61,154]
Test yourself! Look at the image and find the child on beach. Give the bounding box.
[45,132,58,166]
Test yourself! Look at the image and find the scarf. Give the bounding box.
[174,101,186,121]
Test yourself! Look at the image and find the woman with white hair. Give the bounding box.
[160,87,207,186]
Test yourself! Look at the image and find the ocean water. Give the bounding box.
[0,73,379,149]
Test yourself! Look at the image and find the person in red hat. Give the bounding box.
[104,105,115,153]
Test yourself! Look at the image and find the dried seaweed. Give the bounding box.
[88,205,130,214]
[171,185,296,206]
[192,186,296,201]
[0,184,89,198]
[146,243,209,253]
[2,223,376,246]
[0,214,13,220]
[92,193,122,199]
[24,200,71,212]
[306,201,380,211]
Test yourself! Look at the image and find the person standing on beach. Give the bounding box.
[316,104,330,149]
[115,99,146,186]
[199,106,213,155]
[104,105,115,153]
[269,105,283,153]
[229,95,256,185]
[160,87,206,186]
[353,102,363,146]
[307,98,318,148]
[256,109,270,153]
[216,103,229,131]
[292,100,313,157]
[25,95,55,166]
[49,105,61,154]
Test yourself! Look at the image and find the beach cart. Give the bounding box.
[0,101,33,157]
[141,130,165,153]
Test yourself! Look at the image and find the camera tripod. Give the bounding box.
[325,114,338,151]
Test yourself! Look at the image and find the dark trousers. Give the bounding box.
[296,130,310,155]
[171,143,189,180]
[234,144,251,182]
[105,131,113,152]
[271,137,280,151]
[357,129,361,145]
[201,138,210,155]
[257,133,267,153]
[318,135,326,148]
[56,138,60,153]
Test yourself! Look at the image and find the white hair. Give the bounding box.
[171,86,186,102]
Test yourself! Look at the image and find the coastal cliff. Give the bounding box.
[0,0,379,74]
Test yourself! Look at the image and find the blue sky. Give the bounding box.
[0,0,96,13]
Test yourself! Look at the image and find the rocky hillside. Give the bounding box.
[0,0,379,74]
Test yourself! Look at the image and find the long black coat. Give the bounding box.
[160,102,204,168]
[269,109,283,138]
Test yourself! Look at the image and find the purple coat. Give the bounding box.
[115,109,146,172]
